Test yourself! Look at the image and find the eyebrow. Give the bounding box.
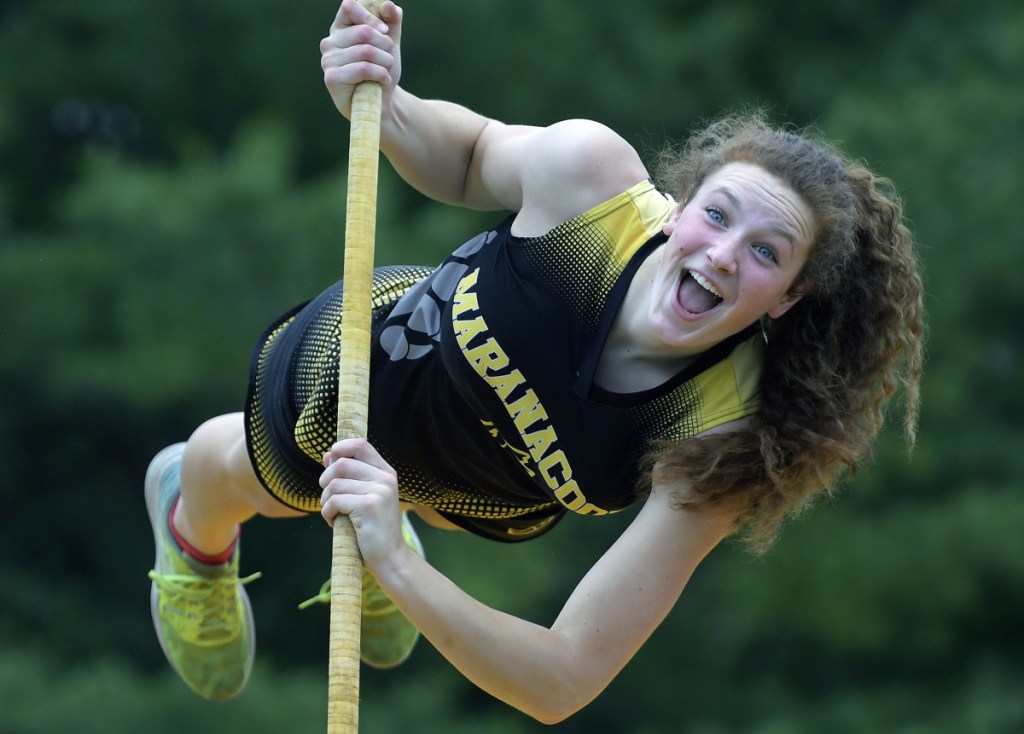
[709,186,798,249]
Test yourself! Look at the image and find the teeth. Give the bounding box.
[690,271,721,298]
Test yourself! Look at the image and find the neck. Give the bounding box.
[594,345,696,393]
[595,252,698,392]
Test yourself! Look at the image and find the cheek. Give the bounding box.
[671,208,712,248]
[742,272,792,309]
[668,237,691,259]
[669,216,705,256]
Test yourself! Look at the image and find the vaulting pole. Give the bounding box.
[329,1,385,731]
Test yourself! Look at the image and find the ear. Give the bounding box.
[767,291,803,320]
[663,202,685,234]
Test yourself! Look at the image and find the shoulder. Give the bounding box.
[526,119,645,180]
[508,119,650,236]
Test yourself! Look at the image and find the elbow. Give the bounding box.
[534,709,578,727]
[519,675,598,725]
[494,633,616,723]
[530,703,581,727]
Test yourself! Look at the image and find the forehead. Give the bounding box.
[697,162,816,245]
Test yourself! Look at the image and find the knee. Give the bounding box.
[185,414,258,501]
[187,414,245,470]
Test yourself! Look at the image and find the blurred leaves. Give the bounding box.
[1,0,1023,731]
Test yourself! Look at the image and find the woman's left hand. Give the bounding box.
[319,437,405,570]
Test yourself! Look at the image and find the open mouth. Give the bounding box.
[677,271,723,315]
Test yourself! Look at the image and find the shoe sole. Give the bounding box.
[145,444,189,686]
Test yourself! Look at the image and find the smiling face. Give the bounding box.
[639,161,816,356]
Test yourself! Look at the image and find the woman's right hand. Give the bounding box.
[320,0,403,120]
[319,437,408,573]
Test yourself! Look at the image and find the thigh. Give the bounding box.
[195,412,307,519]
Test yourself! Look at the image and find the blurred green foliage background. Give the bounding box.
[1,0,1022,731]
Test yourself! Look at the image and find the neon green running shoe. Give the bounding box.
[299,512,423,669]
[145,443,261,700]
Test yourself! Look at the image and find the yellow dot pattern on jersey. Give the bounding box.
[248,181,759,523]
[247,264,561,523]
[517,181,760,448]
[375,461,560,524]
[248,266,430,512]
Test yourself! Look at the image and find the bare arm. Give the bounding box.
[322,1,648,225]
[389,486,730,722]
[319,439,736,724]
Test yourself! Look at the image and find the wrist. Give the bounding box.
[380,85,410,139]
[370,542,418,601]
[364,509,420,586]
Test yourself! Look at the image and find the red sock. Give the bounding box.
[169,498,239,565]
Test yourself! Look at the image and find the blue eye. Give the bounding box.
[754,244,778,263]
[706,206,725,224]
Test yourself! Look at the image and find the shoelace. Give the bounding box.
[297,571,394,616]
[149,570,262,641]
[297,580,331,611]
[299,513,418,614]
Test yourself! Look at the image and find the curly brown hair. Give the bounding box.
[649,111,926,553]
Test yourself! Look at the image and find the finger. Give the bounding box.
[321,20,394,56]
[319,455,391,488]
[319,480,391,526]
[319,476,373,508]
[320,23,395,73]
[321,46,394,87]
[334,0,390,33]
[325,437,392,472]
[320,490,360,526]
[380,2,403,43]
[320,33,394,69]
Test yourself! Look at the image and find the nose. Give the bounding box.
[706,236,738,273]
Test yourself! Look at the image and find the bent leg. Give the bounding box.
[402,502,464,532]
[174,413,305,556]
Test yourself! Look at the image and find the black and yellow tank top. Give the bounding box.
[245,180,762,541]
